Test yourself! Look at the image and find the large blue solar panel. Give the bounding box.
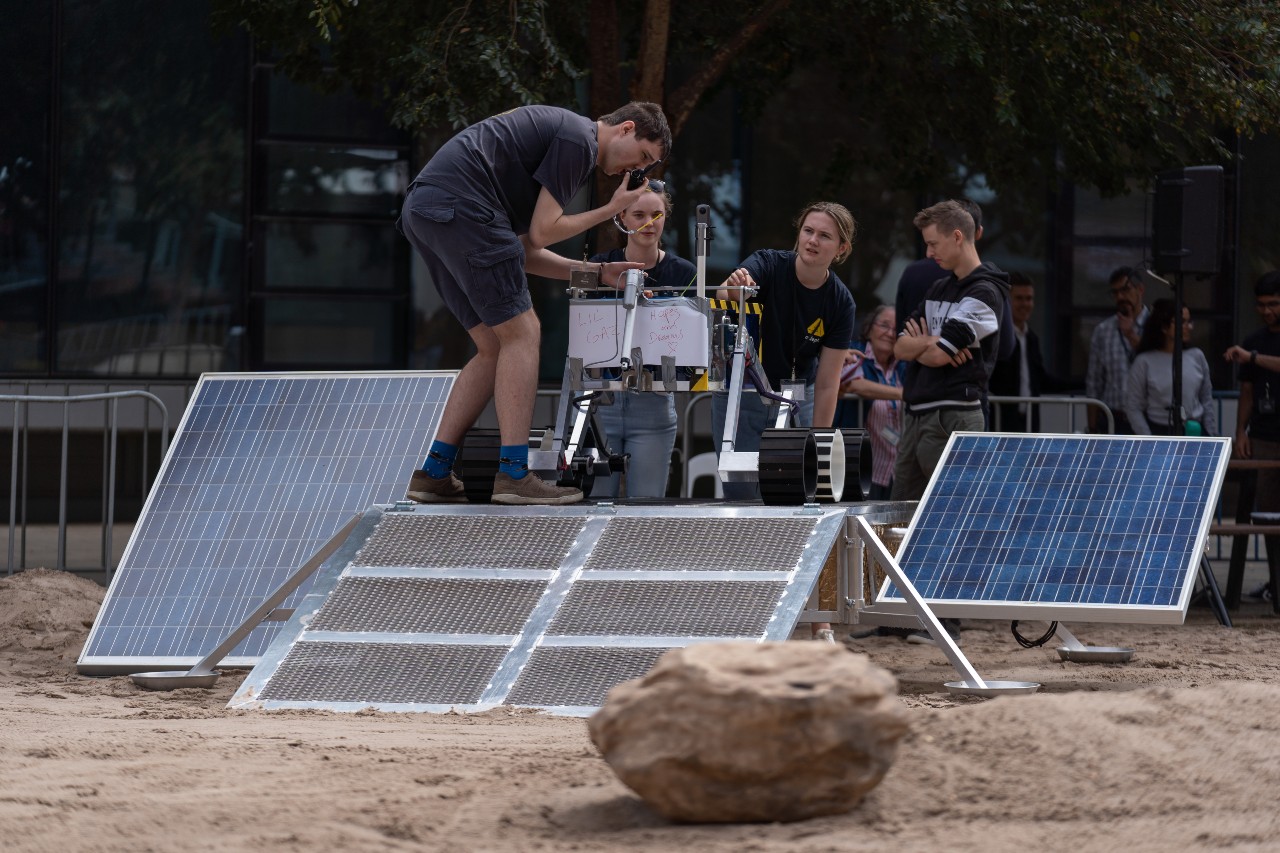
[879,434,1231,622]
[78,372,456,673]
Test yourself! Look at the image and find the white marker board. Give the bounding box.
[567,297,711,368]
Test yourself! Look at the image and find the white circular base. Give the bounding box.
[131,671,220,690]
[944,680,1041,697]
[1055,646,1135,663]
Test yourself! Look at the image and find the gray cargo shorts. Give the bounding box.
[398,184,532,329]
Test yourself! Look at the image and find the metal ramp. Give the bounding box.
[230,503,847,715]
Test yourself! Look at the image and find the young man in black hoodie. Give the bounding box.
[891,200,1010,500]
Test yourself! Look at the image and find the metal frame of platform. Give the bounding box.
[229,502,848,715]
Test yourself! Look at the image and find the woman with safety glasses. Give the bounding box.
[587,186,697,498]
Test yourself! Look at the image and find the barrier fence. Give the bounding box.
[3,391,169,575]
[1,384,1262,575]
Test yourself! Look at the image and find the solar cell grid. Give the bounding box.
[78,372,456,673]
[881,434,1230,617]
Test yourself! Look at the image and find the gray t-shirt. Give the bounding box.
[413,105,598,235]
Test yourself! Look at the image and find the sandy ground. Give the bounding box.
[3,567,1280,852]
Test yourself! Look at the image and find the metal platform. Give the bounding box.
[230,503,847,715]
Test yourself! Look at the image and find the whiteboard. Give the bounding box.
[567,297,711,368]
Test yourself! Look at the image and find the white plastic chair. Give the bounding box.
[684,451,724,498]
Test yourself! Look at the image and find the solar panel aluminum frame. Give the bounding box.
[77,371,457,674]
[867,433,1232,624]
[229,503,847,715]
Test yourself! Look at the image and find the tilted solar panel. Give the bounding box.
[876,433,1232,623]
[78,372,456,673]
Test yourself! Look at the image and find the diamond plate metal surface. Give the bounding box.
[307,577,548,634]
[233,505,849,715]
[354,514,587,569]
[548,580,787,636]
[256,641,508,704]
[583,517,817,571]
[505,646,670,707]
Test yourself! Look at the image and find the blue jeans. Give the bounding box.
[710,388,814,501]
[589,392,677,498]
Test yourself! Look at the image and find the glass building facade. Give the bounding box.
[3,2,1277,393]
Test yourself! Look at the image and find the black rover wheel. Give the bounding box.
[456,428,501,503]
[840,428,866,502]
[758,428,818,505]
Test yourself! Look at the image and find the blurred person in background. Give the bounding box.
[841,305,906,499]
[1124,298,1216,436]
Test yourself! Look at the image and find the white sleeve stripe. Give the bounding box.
[949,295,1000,342]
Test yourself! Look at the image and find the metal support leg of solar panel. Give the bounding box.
[854,516,1038,696]
[131,514,364,690]
[229,502,848,715]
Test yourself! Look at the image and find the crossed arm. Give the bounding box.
[894,317,973,367]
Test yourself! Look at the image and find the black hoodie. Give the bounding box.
[901,262,1011,413]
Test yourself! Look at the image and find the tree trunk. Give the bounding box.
[666,0,791,136]
[589,0,623,254]
[630,0,671,105]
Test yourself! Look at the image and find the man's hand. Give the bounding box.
[601,261,646,288]
[902,317,926,338]
[1117,308,1140,346]
[1235,431,1252,459]
[608,177,651,215]
[1224,345,1252,364]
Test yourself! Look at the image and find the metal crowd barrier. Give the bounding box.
[3,391,169,575]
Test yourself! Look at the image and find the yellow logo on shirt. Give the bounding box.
[807,318,825,338]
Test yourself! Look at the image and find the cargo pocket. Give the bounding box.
[408,205,456,225]
[467,240,527,310]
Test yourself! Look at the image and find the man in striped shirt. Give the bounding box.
[1086,266,1149,434]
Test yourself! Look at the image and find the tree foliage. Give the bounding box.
[211,0,1280,198]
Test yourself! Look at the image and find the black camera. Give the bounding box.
[626,160,664,192]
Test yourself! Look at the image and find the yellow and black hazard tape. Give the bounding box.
[688,300,765,391]
[708,298,763,315]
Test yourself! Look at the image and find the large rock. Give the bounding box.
[588,641,909,823]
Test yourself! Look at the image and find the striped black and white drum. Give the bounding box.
[812,428,846,503]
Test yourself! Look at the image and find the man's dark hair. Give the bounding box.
[599,102,672,159]
[1255,270,1280,297]
[1008,271,1032,288]
[1109,266,1136,287]
[957,198,982,233]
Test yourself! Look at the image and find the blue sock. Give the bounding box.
[422,440,458,478]
[499,445,529,479]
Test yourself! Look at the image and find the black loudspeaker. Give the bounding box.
[1153,165,1223,275]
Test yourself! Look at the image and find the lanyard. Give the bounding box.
[789,271,830,381]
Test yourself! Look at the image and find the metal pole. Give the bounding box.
[142,392,150,507]
[101,398,110,570]
[58,402,69,570]
[106,398,118,575]
[21,400,29,569]
[7,401,18,575]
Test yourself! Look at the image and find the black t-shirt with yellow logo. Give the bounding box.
[738,249,856,388]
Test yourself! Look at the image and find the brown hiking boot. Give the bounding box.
[490,471,582,506]
[405,469,466,503]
